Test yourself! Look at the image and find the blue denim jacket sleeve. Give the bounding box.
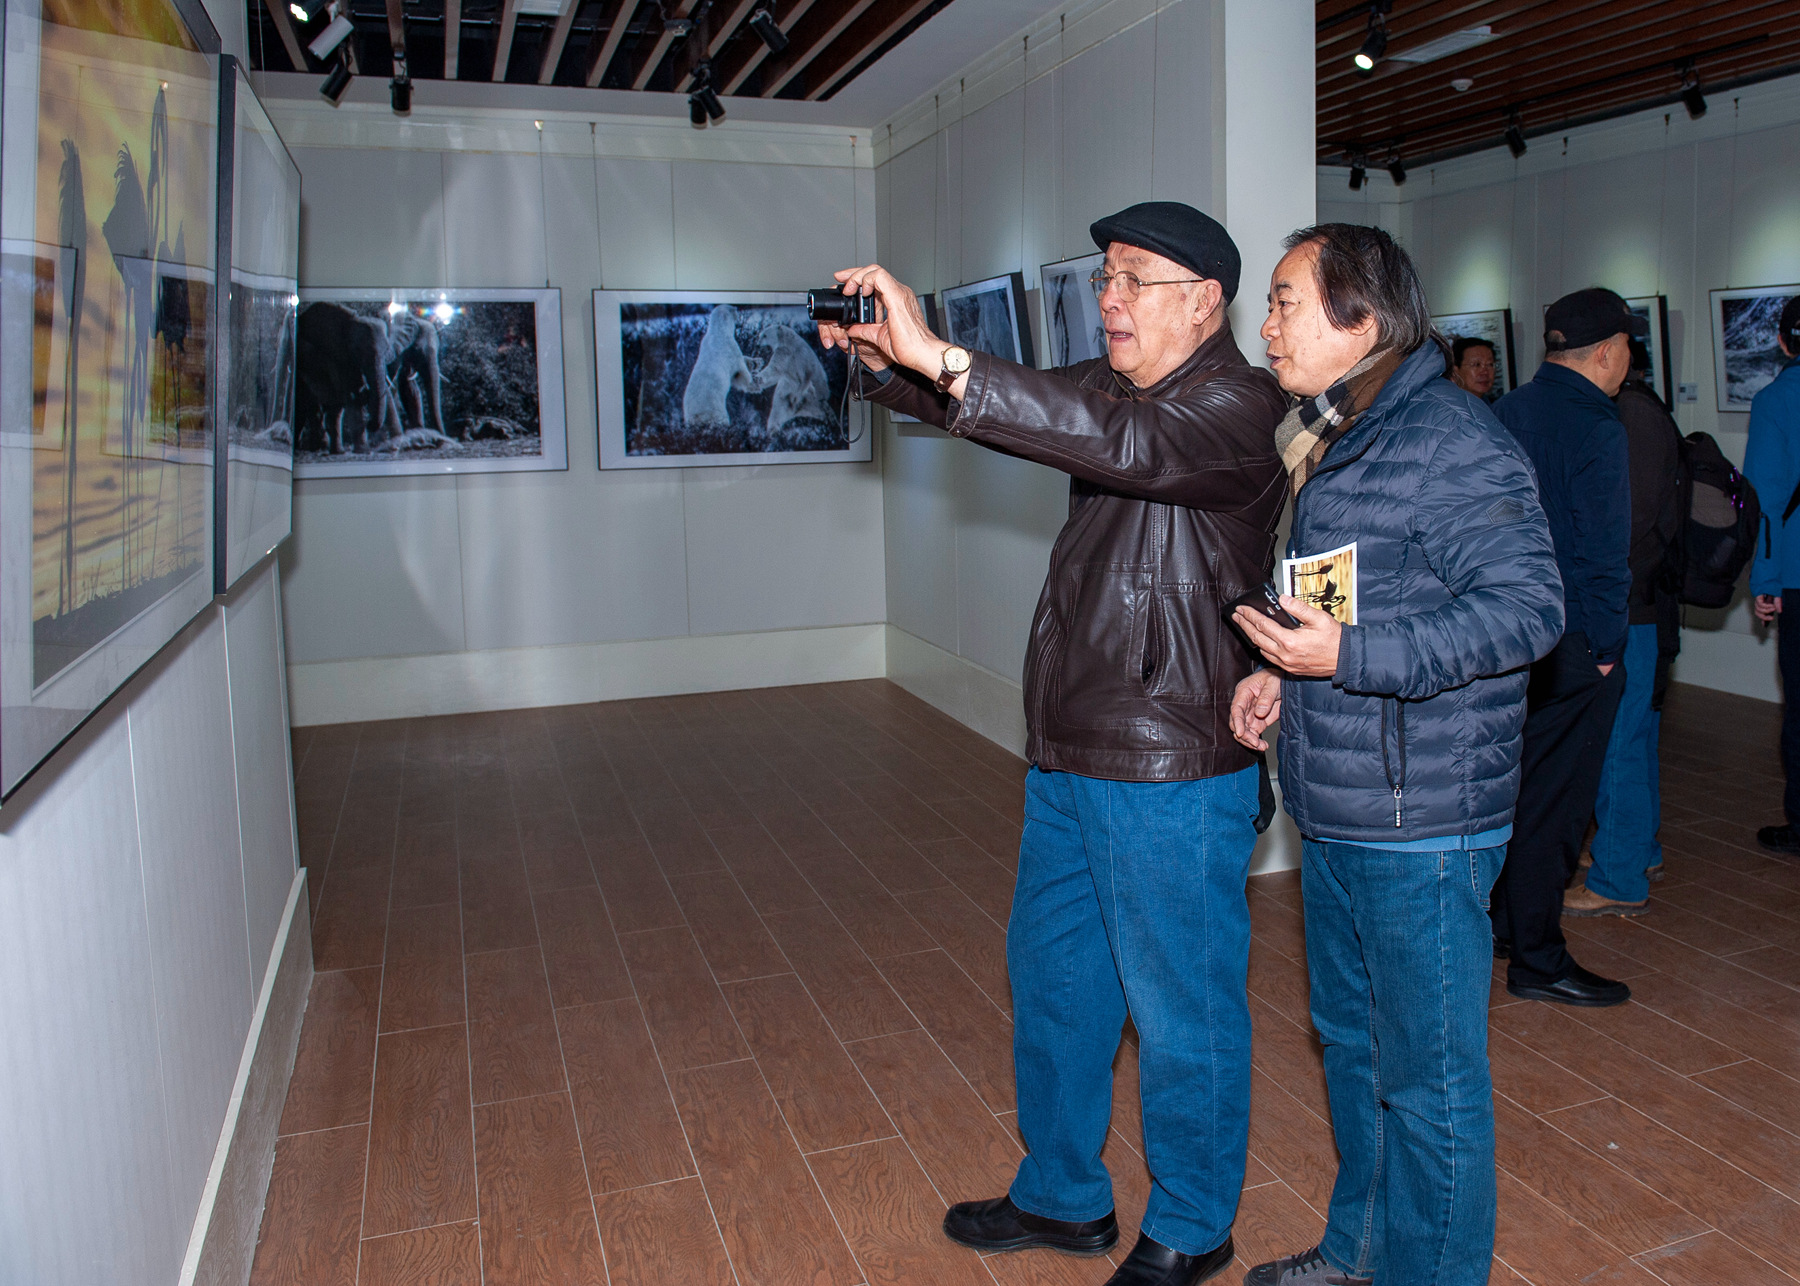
[1334,420,1566,700]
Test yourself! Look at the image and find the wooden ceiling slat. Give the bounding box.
[537,0,582,83]
[261,0,310,72]
[716,0,816,94]
[584,0,634,86]
[757,0,879,97]
[490,0,519,80]
[629,0,698,90]
[1316,0,1799,163]
[444,0,462,76]
[800,0,939,100]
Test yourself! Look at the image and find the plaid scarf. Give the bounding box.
[1274,346,1405,496]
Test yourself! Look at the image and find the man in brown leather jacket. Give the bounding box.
[820,202,1286,1286]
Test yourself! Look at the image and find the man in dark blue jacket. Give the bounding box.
[1231,225,1563,1286]
[1490,288,1644,1008]
[1743,296,1800,855]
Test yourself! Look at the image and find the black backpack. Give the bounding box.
[1674,432,1760,608]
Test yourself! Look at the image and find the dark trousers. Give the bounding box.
[1491,632,1627,985]
[1782,590,1800,826]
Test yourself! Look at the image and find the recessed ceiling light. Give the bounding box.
[1452,77,1474,92]
[1390,25,1494,67]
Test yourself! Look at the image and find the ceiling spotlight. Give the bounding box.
[1386,152,1407,185]
[746,5,787,54]
[308,9,354,58]
[320,57,352,104]
[390,54,411,114]
[687,61,725,127]
[1348,159,1366,191]
[289,0,328,21]
[1504,112,1527,158]
[1681,70,1707,120]
[1451,77,1474,92]
[1354,16,1387,73]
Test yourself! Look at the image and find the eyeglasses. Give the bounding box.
[1089,271,1204,302]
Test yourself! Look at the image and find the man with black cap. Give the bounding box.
[1744,295,1800,856]
[816,203,1287,1286]
[1489,287,1648,1007]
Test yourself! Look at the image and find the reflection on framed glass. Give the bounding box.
[1040,252,1106,367]
[294,288,568,479]
[594,290,872,468]
[1711,284,1800,413]
[941,272,1034,368]
[215,57,299,593]
[1431,308,1517,402]
[0,0,221,796]
[1625,295,1673,409]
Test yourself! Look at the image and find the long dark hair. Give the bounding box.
[1284,223,1432,354]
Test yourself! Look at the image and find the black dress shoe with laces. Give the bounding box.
[942,1195,1118,1255]
[1102,1231,1234,1285]
[1506,961,1630,1007]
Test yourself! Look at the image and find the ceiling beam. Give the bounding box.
[756,0,877,97]
[629,0,698,91]
[798,0,936,100]
[490,0,519,80]
[678,0,757,90]
[584,0,633,86]
[261,0,310,72]
[717,0,815,94]
[444,0,462,76]
[385,0,406,66]
[538,0,583,83]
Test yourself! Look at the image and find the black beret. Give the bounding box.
[1090,201,1242,303]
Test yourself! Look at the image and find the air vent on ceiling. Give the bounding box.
[1388,26,1494,67]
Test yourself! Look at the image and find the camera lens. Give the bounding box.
[807,288,855,325]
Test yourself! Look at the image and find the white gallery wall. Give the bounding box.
[0,560,307,1286]
[1319,72,1800,702]
[258,84,886,725]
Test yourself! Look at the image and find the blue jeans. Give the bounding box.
[1008,764,1259,1256]
[1303,838,1503,1285]
[1592,623,1662,903]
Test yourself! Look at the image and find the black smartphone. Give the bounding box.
[1226,581,1302,630]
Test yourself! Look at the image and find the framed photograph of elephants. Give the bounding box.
[594,290,872,469]
[293,288,568,480]
[1710,284,1800,412]
[215,57,301,592]
[0,0,223,796]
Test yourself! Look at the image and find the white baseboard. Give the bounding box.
[1671,627,1782,704]
[287,624,888,726]
[881,625,1301,874]
[180,870,314,1286]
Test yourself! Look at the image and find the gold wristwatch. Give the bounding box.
[935,345,972,393]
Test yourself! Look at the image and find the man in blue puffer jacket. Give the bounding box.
[1229,225,1564,1286]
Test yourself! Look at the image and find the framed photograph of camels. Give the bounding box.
[594,290,873,469]
[215,57,301,592]
[0,0,223,796]
[292,287,568,480]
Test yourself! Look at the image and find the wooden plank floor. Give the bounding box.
[250,679,1800,1285]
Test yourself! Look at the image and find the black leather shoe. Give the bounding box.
[1506,962,1630,1008]
[942,1195,1117,1255]
[1758,824,1800,856]
[1102,1231,1233,1285]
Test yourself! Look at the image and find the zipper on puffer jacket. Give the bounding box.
[1380,699,1407,827]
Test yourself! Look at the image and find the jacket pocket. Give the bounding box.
[1047,563,1151,731]
[1144,588,1222,703]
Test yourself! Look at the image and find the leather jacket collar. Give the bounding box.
[1111,321,1247,398]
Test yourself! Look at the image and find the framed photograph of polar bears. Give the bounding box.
[595,291,872,469]
[293,287,567,480]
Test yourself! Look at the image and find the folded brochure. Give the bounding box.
[1280,541,1358,626]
